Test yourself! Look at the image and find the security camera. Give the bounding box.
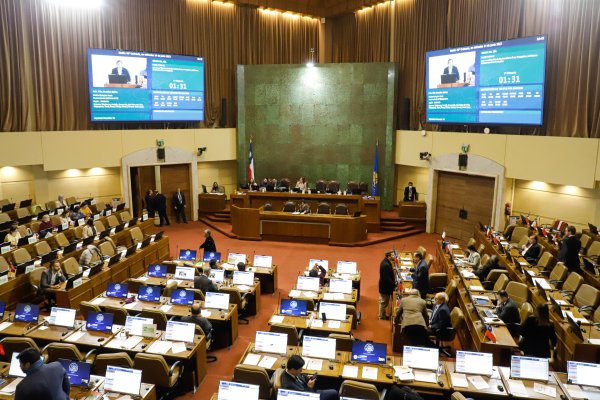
[419,152,431,161]
[197,147,207,156]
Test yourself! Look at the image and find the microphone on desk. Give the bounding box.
[175,245,179,261]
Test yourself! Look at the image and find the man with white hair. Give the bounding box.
[79,245,102,268]
[430,292,451,334]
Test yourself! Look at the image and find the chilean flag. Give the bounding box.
[248,140,255,183]
[485,325,497,343]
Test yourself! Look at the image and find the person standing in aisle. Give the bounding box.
[378,250,397,320]
[154,190,170,227]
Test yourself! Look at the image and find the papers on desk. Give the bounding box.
[450,244,460,249]
[450,373,469,388]
[533,383,556,398]
[507,379,528,396]
[555,299,568,305]
[221,263,235,271]
[533,278,552,290]
[243,354,261,366]
[237,285,251,292]
[148,340,173,354]
[124,302,138,310]
[68,331,85,342]
[467,375,489,389]
[414,370,437,383]
[472,295,490,303]
[565,311,589,324]
[323,292,344,301]
[500,241,509,246]
[83,269,91,278]
[393,366,414,381]
[0,377,22,394]
[171,342,187,354]
[112,335,143,350]
[310,319,323,328]
[588,338,600,345]
[258,356,277,369]
[469,285,484,291]
[270,315,284,324]
[0,322,12,332]
[565,384,586,399]
[136,276,148,282]
[303,291,318,298]
[327,320,341,329]
[361,366,378,380]
[484,317,504,325]
[461,270,476,278]
[342,365,359,378]
[159,305,172,313]
[38,325,48,331]
[304,358,323,371]
[200,310,211,318]
[91,297,105,305]
[289,290,301,297]
[526,269,536,276]
[400,257,412,262]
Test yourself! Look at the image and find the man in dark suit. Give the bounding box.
[111,60,131,83]
[378,251,397,320]
[172,188,187,224]
[474,254,503,281]
[559,226,582,272]
[154,190,170,227]
[281,355,339,400]
[194,265,218,294]
[15,347,70,400]
[181,303,213,341]
[144,189,155,218]
[521,234,542,264]
[403,182,418,201]
[496,290,520,335]
[39,261,66,310]
[411,251,429,299]
[430,292,451,333]
[443,58,460,82]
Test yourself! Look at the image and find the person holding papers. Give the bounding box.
[474,254,502,281]
[462,245,481,271]
[15,347,70,400]
[378,251,397,320]
[410,251,429,299]
[519,304,556,358]
[281,355,339,400]
[181,303,213,341]
[194,265,219,294]
[521,234,541,264]
[82,218,96,239]
[199,229,217,253]
[496,290,520,335]
[394,289,433,347]
[5,226,21,246]
[429,292,451,333]
[39,261,66,310]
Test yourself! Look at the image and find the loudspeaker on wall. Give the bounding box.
[157,148,165,161]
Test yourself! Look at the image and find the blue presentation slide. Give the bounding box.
[425,35,546,126]
[88,49,204,122]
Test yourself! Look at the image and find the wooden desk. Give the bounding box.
[26,320,84,342]
[554,372,600,400]
[268,312,353,335]
[288,288,358,307]
[443,362,507,398]
[390,356,451,396]
[498,367,564,400]
[198,193,227,212]
[398,201,426,219]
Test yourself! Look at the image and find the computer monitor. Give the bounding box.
[8,353,26,378]
[302,336,336,360]
[252,255,272,268]
[277,389,320,400]
[14,303,39,323]
[106,282,128,298]
[170,288,194,305]
[336,261,357,274]
[203,251,221,262]
[227,252,246,265]
[178,249,197,261]
[58,359,92,386]
[41,249,59,264]
[104,366,142,396]
[125,316,154,336]
[174,266,195,281]
[137,285,162,302]
[319,302,346,321]
[147,264,167,278]
[549,296,565,320]
[217,381,260,400]
[205,292,230,310]
[254,331,288,355]
[329,279,353,294]
[86,312,114,333]
[209,269,225,283]
[567,361,600,387]
[308,259,328,269]
[49,307,77,328]
[280,299,307,316]
[65,272,84,290]
[351,341,386,364]
[510,356,549,381]
[402,346,439,370]
[535,280,548,301]
[165,320,196,343]
[296,276,320,292]
[567,313,585,341]
[0,301,5,319]
[455,351,494,376]
[233,271,254,286]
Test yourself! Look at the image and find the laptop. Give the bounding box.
[280,299,307,316]
[550,296,565,320]
[116,203,125,211]
[1,203,15,212]
[104,366,142,396]
[8,353,26,378]
[114,223,126,233]
[15,260,35,276]
[86,312,114,333]
[65,272,84,289]
[170,288,194,305]
[87,262,103,278]
[148,264,167,278]
[125,245,136,257]
[535,280,548,301]
[107,253,121,267]
[140,236,152,249]
[137,285,162,302]
[19,199,32,208]
[153,231,164,241]
[203,251,221,263]
[178,249,197,261]
[82,236,94,246]
[49,307,77,328]
[589,223,598,235]
[351,341,387,364]
[17,235,34,246]
[58,359,92,386]
[41,249,60,264]
[108,74,129,84]
[567,313,585,341]
[441,73,458,84]
[128,217,138,227]
[14,303,39,323]
[106,282,128,298]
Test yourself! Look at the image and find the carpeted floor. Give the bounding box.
[160,221,442,400]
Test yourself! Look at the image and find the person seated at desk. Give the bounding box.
[298,201,311,214]
[194,266,219,294]
[57,195,68,209]
[259,178,269,189]
[199,229,217,253]
[79,201,92,218]
[295,177,307,192]
[68,207,85,222]
[6,226,21,246]
[209,259,219,270]
[40,260,66,311]
[474,254,503,281]
[249,179,259,191]
[79,245,101,268]
[496,290,520,335]
[309,263,327,286]
[82,218,96,239]
[462,245,481,271]
[559,226,582,272]
[403,181,418,201]
[430,292,451,334]
[410,251,429,299]
[181,303,213,341]
[211,182,221,193]
[237,262,246,272]
[519,303,556,358]
[394,289,434,348]
[521,234,541,264]
[59,212,71,227]
[15,347,70,400]
[281,355,339,400]
[39,214,55,232]
[111,60,131,83]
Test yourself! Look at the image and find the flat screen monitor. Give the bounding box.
[233,271,254,286]
[147,264,167,277]
[254,331,288,355]
[351,341,386,364]
[174,266,195,281]
[218,381,259,400]
[170,288,195,305]
[203,251,221,262]
[205,292,229,310]
[329,279,353,294]
[8,353,26,378]
[567,361,600,388]
[336,261,357,274]
[178,249,197,261]
[455,351,494,376]
[426,35,547,126]
[125,316,154,336]
[319,302,346,321]
[277,389,320,400]
[104,366,143,396]
[296,276,320,292]
[137,285,161,302]
[253,255,272,268]
[402,346,439,370]
[86,312,114,333]
[0,301,6,319]
[165,320,196,343]
[209,268,225,283]
[106,282,128,298]
[227,252,246,265]
[14,303,39,323]
[308,259,328,269]
[280,299,307,316]
[58,359,92,386]
[49,307,77,328]
[510,356,549,381]
[302,336,336,360]
[88,48,205,123]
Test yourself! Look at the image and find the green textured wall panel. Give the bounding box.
[237,63,398,209]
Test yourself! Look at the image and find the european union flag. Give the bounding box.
[371,140,379,196]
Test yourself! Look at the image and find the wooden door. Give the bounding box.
[160,164,191,221]
[131,166,155,217]
[434,171,495,241]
